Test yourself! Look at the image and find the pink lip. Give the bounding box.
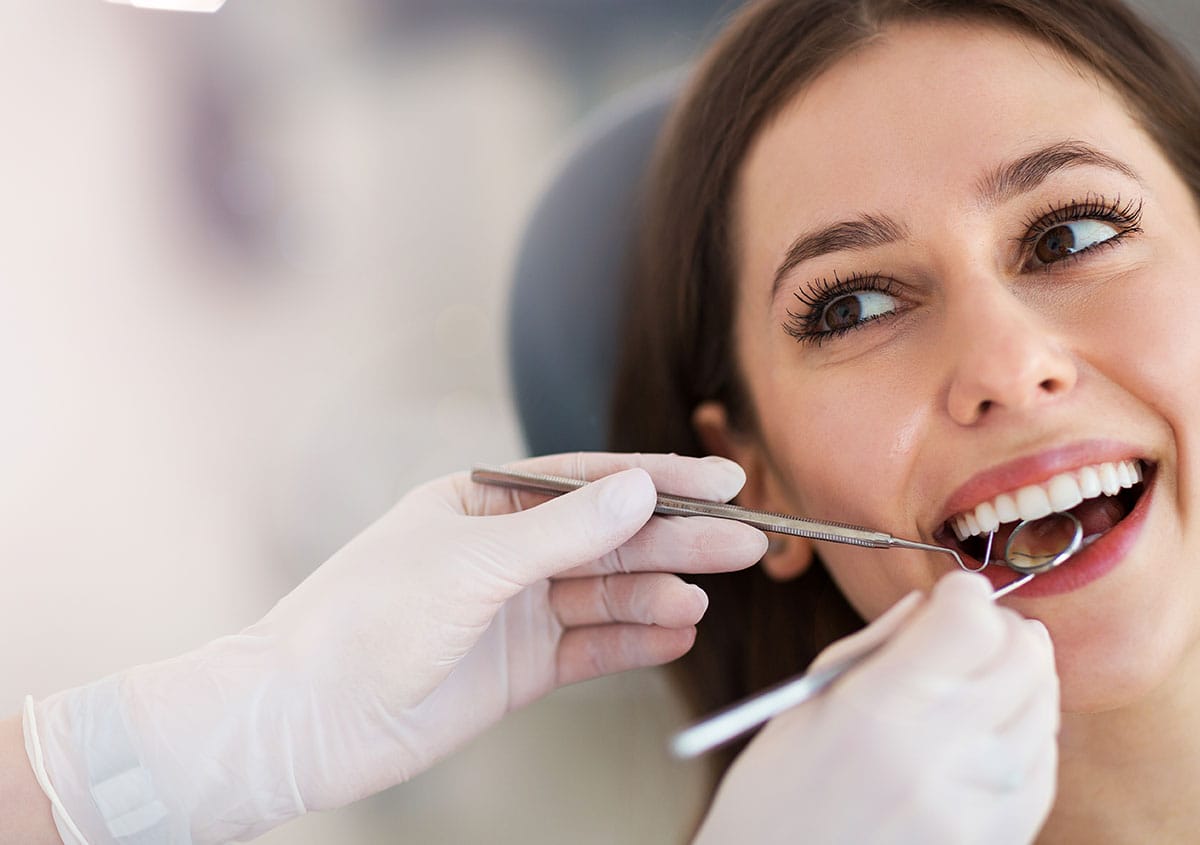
[933,439,1149,530]
[982,461,1154,598]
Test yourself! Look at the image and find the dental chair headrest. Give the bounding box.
[508,75,680,456]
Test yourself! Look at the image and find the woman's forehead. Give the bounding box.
[733,21,1138,244]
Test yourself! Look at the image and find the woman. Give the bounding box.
[611,0,1200,840]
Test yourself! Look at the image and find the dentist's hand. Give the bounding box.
[27,453,767,844]
[694,572,1059,845]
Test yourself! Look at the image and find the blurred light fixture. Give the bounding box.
[105,0,227,11]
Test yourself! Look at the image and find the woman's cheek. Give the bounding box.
[1070,263,1200,422]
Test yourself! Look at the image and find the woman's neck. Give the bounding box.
[1040,648,1200,843]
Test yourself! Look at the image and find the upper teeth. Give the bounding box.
[950,459,1144,541]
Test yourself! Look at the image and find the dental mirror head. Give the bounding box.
[1003,511,1084,574]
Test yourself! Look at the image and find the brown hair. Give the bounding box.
[609,0,1200,774]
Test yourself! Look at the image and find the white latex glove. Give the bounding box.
[24,452,767,844]
[694,571,1059,845]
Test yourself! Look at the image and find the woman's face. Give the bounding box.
[706,21,1200,712]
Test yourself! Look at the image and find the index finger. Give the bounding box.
[457,452,749,516]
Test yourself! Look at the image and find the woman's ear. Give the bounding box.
[692,401,814,581]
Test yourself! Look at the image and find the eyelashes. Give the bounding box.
[789,269,893,311]
[1018,194,1143,249]
[783,194,1144,346]
[784,270,899,346]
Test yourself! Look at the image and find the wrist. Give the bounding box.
[30,677,183,845]
[30,632,305,844]
[0,711,62,845]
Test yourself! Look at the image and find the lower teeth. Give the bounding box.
[1081,532,1102,548]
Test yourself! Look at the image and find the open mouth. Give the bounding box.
[935,458,1153,569]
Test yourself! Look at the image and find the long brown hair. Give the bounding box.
[609,0,1200,774]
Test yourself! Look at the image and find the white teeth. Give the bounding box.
[947,458,1145,540]
[953,517,969,542]
[1099,463,1121,496]
[1016,485,1054,521]
[1078,466,1102,499]
[1118,461,1136,487]
[1047,474,1084,511]
[975,501,1000,534]
[994,493,1020,523]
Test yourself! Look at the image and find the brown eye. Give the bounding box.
[1035,225,1075,263]
[788,280,903,344]
[1030,220,1120,266]
[815,289,898,333]
[824,295,862,330]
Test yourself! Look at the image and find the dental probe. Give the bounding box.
[469,465,967,570]
[670,513,1083,759]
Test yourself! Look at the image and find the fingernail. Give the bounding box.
[702,456,746,498]
[687,583,710,615]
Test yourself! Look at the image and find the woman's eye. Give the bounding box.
[785,272,907,346]
[1031,219,1120,266]
[819,290,899,331]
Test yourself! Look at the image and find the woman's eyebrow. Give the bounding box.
[975,140,1141,208]
[769,141,1141,303]
[771,213,905,300]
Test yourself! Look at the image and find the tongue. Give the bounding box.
[1072,493,1128,536]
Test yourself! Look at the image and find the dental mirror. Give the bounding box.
[987,510,1084,599]
[1003,511,1084,574]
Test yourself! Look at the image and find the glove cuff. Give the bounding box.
[26,679,186,845]
[23,694,90,844]
[26,634,307,845]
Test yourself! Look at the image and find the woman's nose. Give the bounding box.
[943,287,1077,426]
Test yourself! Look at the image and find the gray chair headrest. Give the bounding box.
[508,75,681,456]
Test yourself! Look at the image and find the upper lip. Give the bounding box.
[930,439,1151,537]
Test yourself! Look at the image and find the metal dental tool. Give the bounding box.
[669,511,1084,758]
[469,465,968,570]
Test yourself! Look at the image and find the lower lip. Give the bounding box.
[980,467,1155,599]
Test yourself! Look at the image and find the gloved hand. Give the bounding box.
[694,571,1059,845]
[25,452,767,844]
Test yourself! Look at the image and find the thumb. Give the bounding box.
[482,467,657,588]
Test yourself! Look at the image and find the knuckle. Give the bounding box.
[581,635,614,679]
[608,543,632,574]
[598,574,622,621]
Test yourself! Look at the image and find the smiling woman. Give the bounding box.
[610,0,1200,839]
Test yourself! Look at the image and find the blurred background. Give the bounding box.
[1,1,1195,842]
